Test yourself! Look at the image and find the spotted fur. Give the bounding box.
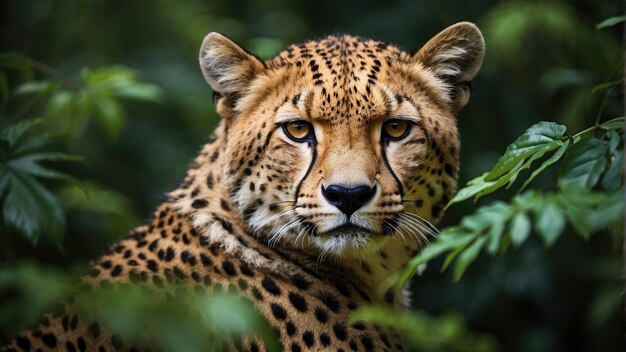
[3,22,484,351]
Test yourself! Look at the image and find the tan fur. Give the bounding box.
[3,23,484,352]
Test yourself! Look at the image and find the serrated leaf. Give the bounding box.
[559,138,608,189]
[453,236,487,281]
[534,201,565,246]
[509,212,531,246]
[485,121,566,181]
[596,15,626,29]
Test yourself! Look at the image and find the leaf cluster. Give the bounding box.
[395,117,624,287]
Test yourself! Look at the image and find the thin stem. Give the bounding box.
[29,58,81,91]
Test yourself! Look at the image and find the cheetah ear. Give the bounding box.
[199,33,265,114]
[414,22,485,111]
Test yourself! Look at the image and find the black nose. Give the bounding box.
[321,184,376,217]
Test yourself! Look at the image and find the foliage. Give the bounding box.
[393,114,623,287]
[0,118,81,247]
[1,1,623,351]
[351,307,498,352]
[0,262,279,352]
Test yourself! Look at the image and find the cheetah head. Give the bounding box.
[199,23,484,258]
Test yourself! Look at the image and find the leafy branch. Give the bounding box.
[392,115,623,288]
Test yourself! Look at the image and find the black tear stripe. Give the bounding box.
[293,139,317,204]
[380,143,405,198]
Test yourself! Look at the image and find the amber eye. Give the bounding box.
[283,120,313,142]
[383,119,411,140]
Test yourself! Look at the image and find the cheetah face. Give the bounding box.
[199,23,484,257]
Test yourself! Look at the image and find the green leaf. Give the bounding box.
[0,118,44,146]
[453,236,487,281]
[93,95,125,139]
[599,117,624,130]
[591,80,622,94]
[15,80,57,95]
[534,201,566,246]
[115,83,163,102]
[485,121,566,181]
[2,171,66,247]
[600,150,623,190]
[394,230,474,288]
[509,212,531,246]
[596,15,626,29]
[559,138,608,189]
[521,139,571,190]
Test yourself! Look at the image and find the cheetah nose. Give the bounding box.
[321,184,376,218]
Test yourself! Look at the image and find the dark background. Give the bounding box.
[1,0,623,351]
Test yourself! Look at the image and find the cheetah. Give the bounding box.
[3,22,485,351]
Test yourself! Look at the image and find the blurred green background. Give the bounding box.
[0,0,623,351]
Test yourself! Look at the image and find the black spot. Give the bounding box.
[314,307,328,323]
[333,323,347,341]
[250,341,260,352]
[251,287,264,301]
[262,277,281,295]
[286,321,297,336]
[331,280,351,297]
[77,337,86,352]
[16,337,30,351]
[206,174,214,189]
[111,265,122,277]
[164,247,175,261]
[361,335,374,351]
[222,261,237,276]
[220,199,231,211]
[290,273,311,290]
[288,292,308,312]
[89,323,101,338]
[290,343,301,352]
[384,290,394,305]
[270,303,287,320]
[66,342,77,352]
[240,263,254,276]
[147,260,158,273]
[319,291,340,312]
[320,333,331,346]
[200,253,212,267]
[352,322,367,330]
[41,333,56,348]
[191,199,208,208]
[302,330,315,347]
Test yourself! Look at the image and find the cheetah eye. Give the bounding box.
[382,119,412,141]
[283,120,314,142]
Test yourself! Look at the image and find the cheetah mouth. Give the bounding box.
[324,224,371,237]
